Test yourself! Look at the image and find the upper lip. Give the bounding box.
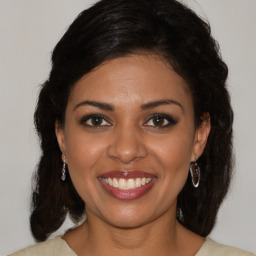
[98,170,157,179]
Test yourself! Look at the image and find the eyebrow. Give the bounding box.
[141,99,184,112]
[73,100,114,111]
[73,99,184,112]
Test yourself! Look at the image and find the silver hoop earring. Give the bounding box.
[189,162,200,188]
[61,156,66,181]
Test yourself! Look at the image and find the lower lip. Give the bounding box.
[98,178,157,200]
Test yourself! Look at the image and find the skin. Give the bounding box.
[56,54,211,256]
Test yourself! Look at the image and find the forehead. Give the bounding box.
[68,54,192,110]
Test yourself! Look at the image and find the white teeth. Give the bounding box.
[146,178,151,183]
[102,177,153,190]
[108,177,113,186]
[135,178,141,188]
[127,179,136,189]
[119,178,126,190]
[113,178,118,188]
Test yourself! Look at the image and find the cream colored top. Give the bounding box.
[9,236,255,256]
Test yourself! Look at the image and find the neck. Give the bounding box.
[87,208,177,254]
[63,204,203,256]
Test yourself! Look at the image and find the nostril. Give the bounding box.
[106,133,148,164]
[108,150,147,164]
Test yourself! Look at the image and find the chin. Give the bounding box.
[105,214,151,229]
[94,202,161,229]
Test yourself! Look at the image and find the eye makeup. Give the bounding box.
[79,114,112,128]
[78,112,178,131]
[144,113,178,129]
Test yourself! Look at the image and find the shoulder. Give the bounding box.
[8,236,77,256]
[196,237,255,256]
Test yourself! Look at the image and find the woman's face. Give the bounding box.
[56,54,210,228]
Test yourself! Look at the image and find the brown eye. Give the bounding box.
[152,116,166,126]
[144,114,177,128]
[91,116,103,126]
[80,114,111,127]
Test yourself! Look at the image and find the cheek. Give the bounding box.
[152,132,193,167]
[65,127,105,169]
[63,128,106,198]
[149,128,194,186]
[65,144,102,208]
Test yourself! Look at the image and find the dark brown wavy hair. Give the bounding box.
[31,0,233,241]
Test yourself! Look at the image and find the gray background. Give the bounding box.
[0,0,255,254]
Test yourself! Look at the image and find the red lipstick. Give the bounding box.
[99,170,155,179]
[98,170,157,200]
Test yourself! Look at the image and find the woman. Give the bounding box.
[10,0,255,255]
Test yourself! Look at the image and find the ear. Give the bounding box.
[191,113,211,162]
[55,120,66,160]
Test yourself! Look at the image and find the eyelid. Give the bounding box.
[143,113,178,128]
[80,114,112,127]
[79,113,177,129]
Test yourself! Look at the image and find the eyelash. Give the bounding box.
[80,114,111,128]
[144,113,178,128]
[79,113,178,128]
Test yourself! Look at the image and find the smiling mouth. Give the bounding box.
[101,177,153,190]
[98,171,157,200]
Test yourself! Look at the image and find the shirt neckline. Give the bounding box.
[56,235,212,255]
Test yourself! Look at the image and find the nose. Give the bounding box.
[107,126,148,164]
